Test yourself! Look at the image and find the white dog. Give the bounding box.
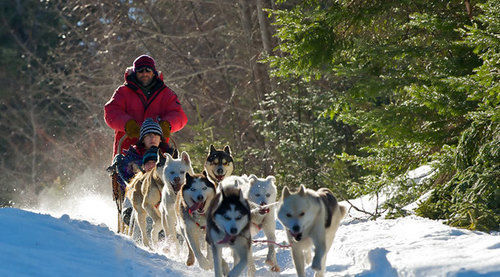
[278,185,346,277]
[245,174,280,272]
[158,151,194,245]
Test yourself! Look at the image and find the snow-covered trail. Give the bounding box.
[1,198,499,276]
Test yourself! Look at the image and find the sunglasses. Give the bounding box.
[136,67,153,73]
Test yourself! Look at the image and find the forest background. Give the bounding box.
[0,0,498,232]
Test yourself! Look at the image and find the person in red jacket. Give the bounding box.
[104,55,187,156]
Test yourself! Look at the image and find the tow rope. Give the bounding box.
[252,239,291,248]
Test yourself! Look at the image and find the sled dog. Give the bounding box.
[206,185,255,277]
[246,174,280,272]
[128,157,166,249]
[204,144,233,186]
[158,151,194,244]
[277,185,346,277]
[176,172,216,270]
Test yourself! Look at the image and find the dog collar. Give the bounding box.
[196,222,206,230]
[252,222,262,230]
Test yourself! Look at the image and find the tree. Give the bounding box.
[262,0,498,230]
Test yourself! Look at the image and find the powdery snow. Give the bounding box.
[1,196,499,276]
[1,166,498,276]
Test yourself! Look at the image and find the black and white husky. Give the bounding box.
[278,185,346,277]
[204,145,234,186]
[206,185,255,277]
[175,172,216,270]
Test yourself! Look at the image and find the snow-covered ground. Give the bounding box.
[1,167,499,276]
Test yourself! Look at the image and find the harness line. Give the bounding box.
[252,239,291,248]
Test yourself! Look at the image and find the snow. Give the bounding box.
[1,167,499,276]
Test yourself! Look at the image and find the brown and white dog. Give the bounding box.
[277,185,346,277]
[128,162,165,249]
[204,145,234,186]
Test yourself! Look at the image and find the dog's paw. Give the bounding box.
[186,256,195,267]
[270,265,281,272]
[311,258,322,272]
[265,260,280,272]
[198,258,212,270]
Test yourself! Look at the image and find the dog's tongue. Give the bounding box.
[189,201,205,213]
[259,208,270,215]
[215,174,224,181]
[289,230,302,241]
[217,234,236,244]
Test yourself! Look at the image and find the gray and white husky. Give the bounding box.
[277,185,346,277]
[158,151,194,245]
[176,172,216,270]
[206,185,255,277]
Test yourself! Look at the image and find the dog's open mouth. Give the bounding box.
[217,234,237,245]
[259,207,270,215]
[189,200,206,214]
[170,182,181,193]
[289,230,303,241]
[214,174,225,181]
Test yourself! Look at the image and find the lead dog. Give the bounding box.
[176,172,216,270]
[204,145,234,186]
[277,185,346,277]
[206,185,255,277]
[158,151,194,245]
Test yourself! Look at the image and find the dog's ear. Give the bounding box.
[266,175,276,183]
[223,145,231,155]
[221,186,227,199]
[209,144,216,154]
[202,170,208,178]
[172,148,179,159]
[298,185,306,196]
[186,172,193,183]
[248,174,258,184]
[181,151,191,166]
[238,188,246,204]
[282,186,290,199]
[156,150,166,168]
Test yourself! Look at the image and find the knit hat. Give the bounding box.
[139,118,163,142]
[142,146,160,165]
[133,55,157,73]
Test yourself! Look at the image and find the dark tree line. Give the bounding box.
[1,0,497,231]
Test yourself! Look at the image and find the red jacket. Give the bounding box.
[104,68,188,155]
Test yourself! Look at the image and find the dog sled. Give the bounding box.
[106,135,177,234]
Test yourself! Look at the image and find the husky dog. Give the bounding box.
[158,151,194,244]
[128,160,165,249]
[206,186,255,277]
[277,185,346,277]
[204,145,234,185]
[176,172,216,270]
[246,174,280,272]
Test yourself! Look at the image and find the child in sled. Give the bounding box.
[113,118,173,225]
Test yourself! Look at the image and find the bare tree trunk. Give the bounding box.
[256,0,273,54]
[29,96,37,186]
[238,0,253,39]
